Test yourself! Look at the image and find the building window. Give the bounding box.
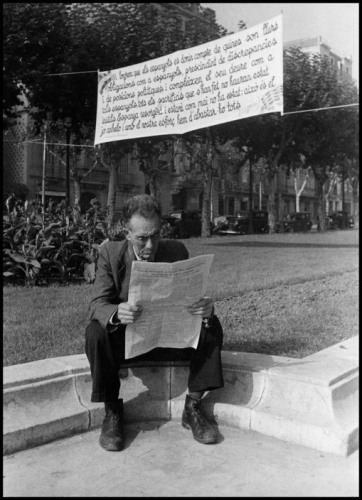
[240,198,248,211]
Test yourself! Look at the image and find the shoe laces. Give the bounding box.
[106,408,122,425]
[188,398,203,415]
[111,412,122,423]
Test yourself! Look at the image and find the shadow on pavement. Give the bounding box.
[222,337,313,358]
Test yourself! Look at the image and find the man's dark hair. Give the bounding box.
[121,194,162,225]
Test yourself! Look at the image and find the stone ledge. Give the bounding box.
[3,337,358,456]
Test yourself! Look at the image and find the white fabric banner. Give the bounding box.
[95,15,283,144]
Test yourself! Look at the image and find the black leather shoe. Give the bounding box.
[182,395,218,444]
[99,399,124,451]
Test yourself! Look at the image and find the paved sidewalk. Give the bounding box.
[3,421,359,497]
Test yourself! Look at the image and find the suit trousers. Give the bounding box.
[85,316,224,402]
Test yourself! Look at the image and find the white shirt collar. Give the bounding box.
[132,246,154,262]
[132,246,142,261]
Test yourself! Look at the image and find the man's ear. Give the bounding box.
[125,230,131,241]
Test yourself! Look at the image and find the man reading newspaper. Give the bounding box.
[85,194,224,451]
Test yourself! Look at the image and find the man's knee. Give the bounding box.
[85,320,107,347]
[201,314,223,348]
[211,314,223,345]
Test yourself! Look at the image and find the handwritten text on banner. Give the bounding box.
[95,15,283,144]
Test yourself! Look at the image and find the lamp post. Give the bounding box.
[63,116,72,208]
[41,122,47,219]
[248,160,254,234]
[341,164,346,229]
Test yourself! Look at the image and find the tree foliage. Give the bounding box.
[210,47,359,231]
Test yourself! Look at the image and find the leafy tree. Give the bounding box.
[331,100,359,227]
[282,146,314,213]
[3,3,72,128]
[96,141,133,226]
[214,47,359,232]
[181,129,219,237]
[172,121,248,237]
[132,138,174,200]
[295,76,359,229]
[284,49,359,228]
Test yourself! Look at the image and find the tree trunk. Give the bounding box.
[267,171,277,233]
[201,175,212,238]
[294,175,299,212]
[73,178,81,207]
[72,178,82,222]
[293,167,309,213]
[107,162,118,227]
[324,174,337,215]
[316,178,327,231]
[350,178,359,229]
[296,182,308,212]
[259,181,262,210]
[148,173,159,200]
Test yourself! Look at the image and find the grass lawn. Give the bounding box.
[3,229,359,366]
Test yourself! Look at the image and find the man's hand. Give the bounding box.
[187,296,214,318]
[117,302,142,324]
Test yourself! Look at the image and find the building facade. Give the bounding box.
[283,36,353,82]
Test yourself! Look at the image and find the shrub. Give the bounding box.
[3,197,126,286]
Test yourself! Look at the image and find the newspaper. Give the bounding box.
[125,254,214,359]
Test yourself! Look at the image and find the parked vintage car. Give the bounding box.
[216,211,269,235]
[325,211,354,230]
[276,211,312,233]
[162,210,202,238]
[212,215,235,235]
[160,215,179,238]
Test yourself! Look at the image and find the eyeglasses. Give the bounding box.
[131,231,161,244]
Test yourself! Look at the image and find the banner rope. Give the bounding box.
[282,102,359,116]
[44,70,98,76]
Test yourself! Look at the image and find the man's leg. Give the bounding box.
[85,320,125,451]
[182,315,224,444]
[85,320,125,402]
[188,314,224,393]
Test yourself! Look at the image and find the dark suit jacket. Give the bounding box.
[88,238,189,329]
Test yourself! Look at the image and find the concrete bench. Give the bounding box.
[3,336,358,456]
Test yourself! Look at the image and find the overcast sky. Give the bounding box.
[201,3,359,84]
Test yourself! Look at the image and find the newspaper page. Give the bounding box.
[125,254,214,359]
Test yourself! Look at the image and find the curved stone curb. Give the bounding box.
[3,337,358,456]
